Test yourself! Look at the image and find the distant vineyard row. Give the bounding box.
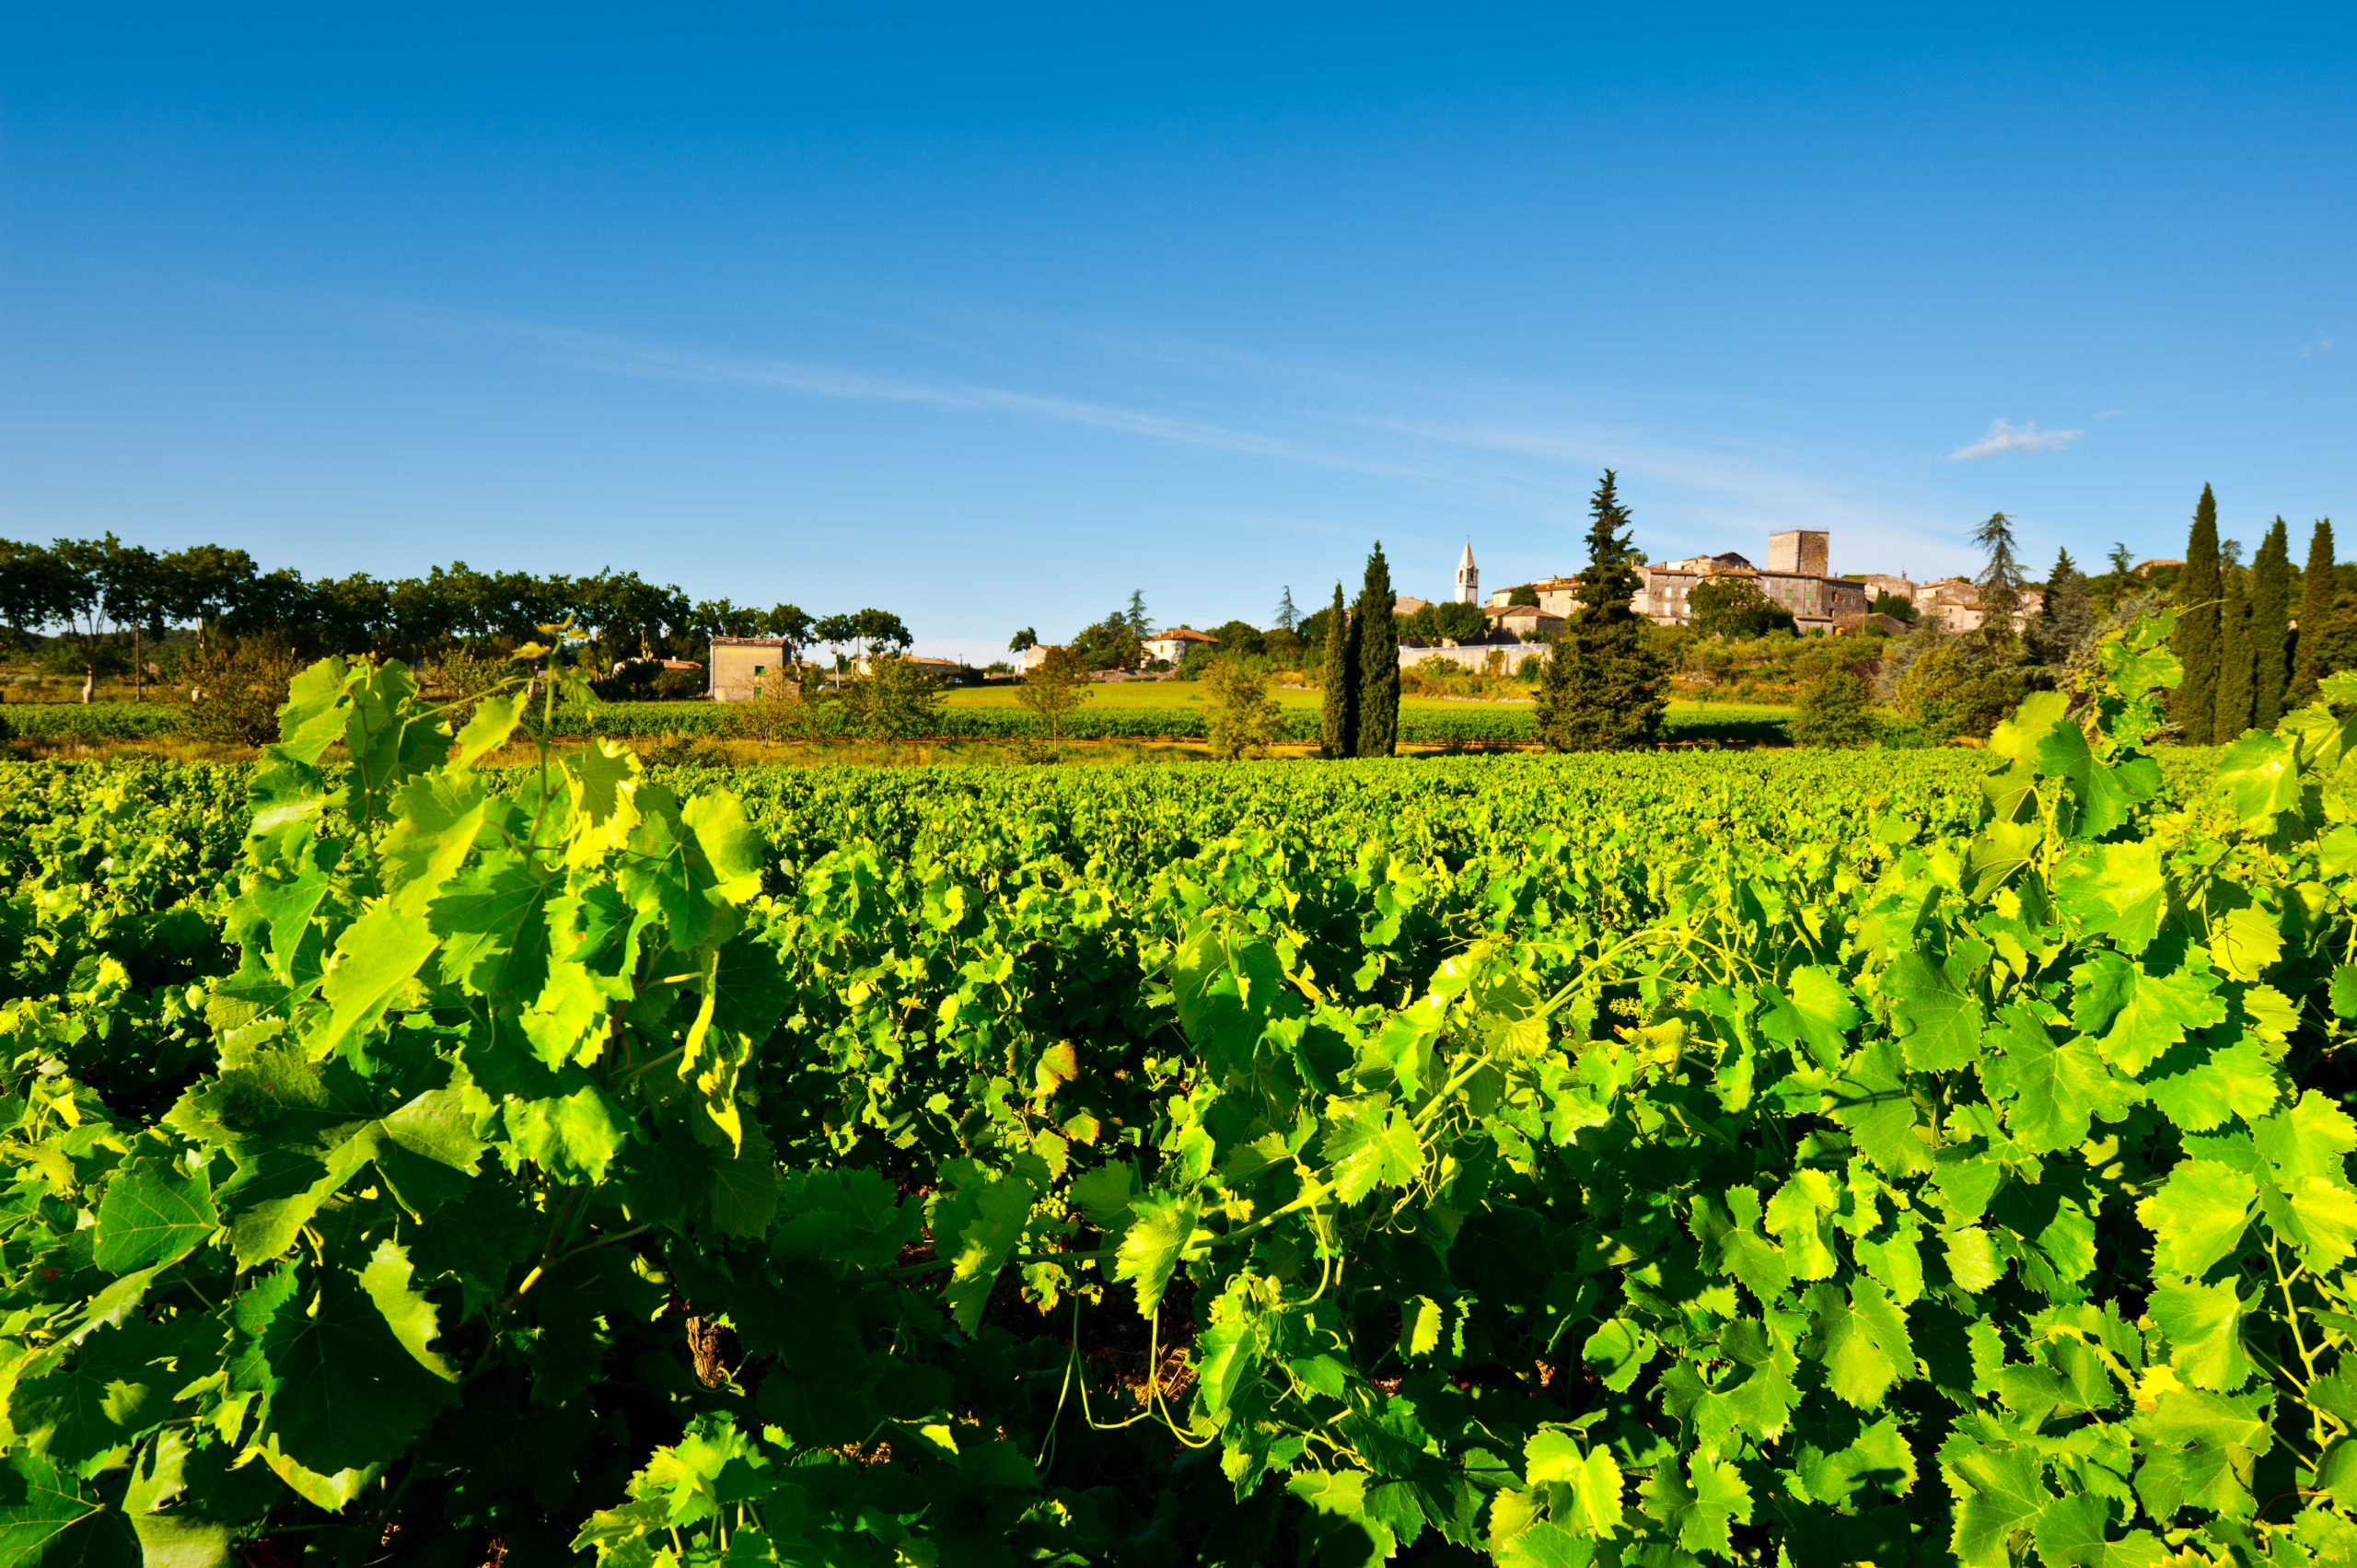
[3,698,1795,746]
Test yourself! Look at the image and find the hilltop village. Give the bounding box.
[982,529,2054,682]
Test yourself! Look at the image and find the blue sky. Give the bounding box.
[4,6,2351,662]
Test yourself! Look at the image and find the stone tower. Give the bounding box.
[1767,530,1829,576]
[1456,540,1479,604]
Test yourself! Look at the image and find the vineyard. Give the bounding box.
[0,699,1795,749]
[5,612,2357,1566]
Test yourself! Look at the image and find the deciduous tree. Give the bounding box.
[1690,575,1792,639]
[1016,645,1090,759]
[1203,656,1281,759]
[1789,667,1880,747]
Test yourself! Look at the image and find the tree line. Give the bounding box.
[0,533,911,701]
[2167,490,2348,743]
[1306,471,1666,756]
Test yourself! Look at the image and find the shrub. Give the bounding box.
[1788,668,1881,747]
[180,635,299,747]
[1203,656,1282,759]
[840,654,945,743]
[1016,645,1092,758]
[1894,641,2033,741]
[429,648,512,727]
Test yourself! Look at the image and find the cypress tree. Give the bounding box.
[1318,583,1357,759]
[2250,517,2293,727]
[2308,593,2357,698]
[1353,543,1401,756]
[1536,470,1667,750]
[2290,519,2337,708]
[2215,544,2254,741]
[2172,484,2222,743]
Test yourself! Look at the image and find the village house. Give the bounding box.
[1485,603,1563,639]
[1908,578,2046,633]
[1142,626,1217,664]
[705,636,806,702]
[1485,576,1580,615]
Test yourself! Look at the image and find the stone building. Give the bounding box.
[1632,533,1871,633]
[1767,530,1830,576]
[1143,627,1217,664]
[1909,579,2046,633]
[1485,576,1581,615]
[707,637,805,702]
[1485,604,1563,639]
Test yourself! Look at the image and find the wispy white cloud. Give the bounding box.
[1946,418,2084,460]
[2095,408,2127,419]
[2303,333,2336,359]
[349,295,1985,585]
[374,304,1457,485]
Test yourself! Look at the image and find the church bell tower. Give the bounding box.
[1455,540,1479,604]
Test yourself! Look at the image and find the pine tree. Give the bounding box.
[1273,587,1300,634]
[2172,484,2223,743]
[2250,517,2293,727]
[1318,583,1357,759]
[1125,590,1150,638]
[1353,543,1401,757]
[2027,547,2094,668]
[1971,512,2024,631]
[2290,519,2337,708]
[2215,542,2254,741]
[1535,470,1667,750]
[2099,543,2136,616]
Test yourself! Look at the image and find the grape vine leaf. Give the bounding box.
[927,1164,1038,1332]
[1883,952,1983,1071]
[91,1159,216,1275]
[2148,1279,2253,1391]
[1321,1097,1422,1204]
[0,1453,140,1568]
[2135,1160,2257,1279]
[2252,1090,2357,1184]
[2208,906,2283,983]
[357,1240,458,1382]
[1941,1439,2047,1568]
[253,1268,453,1475]
[1523,1432,1622,1538]
[2051,842,2165,953]
[1112,1191,1201,1318]
[1642,1456,1753,1558]
[312,903,439,1061]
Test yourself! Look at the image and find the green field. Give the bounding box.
[3,690,1802,748]
[3,626,2350,1566]
[946,678,1796,718]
